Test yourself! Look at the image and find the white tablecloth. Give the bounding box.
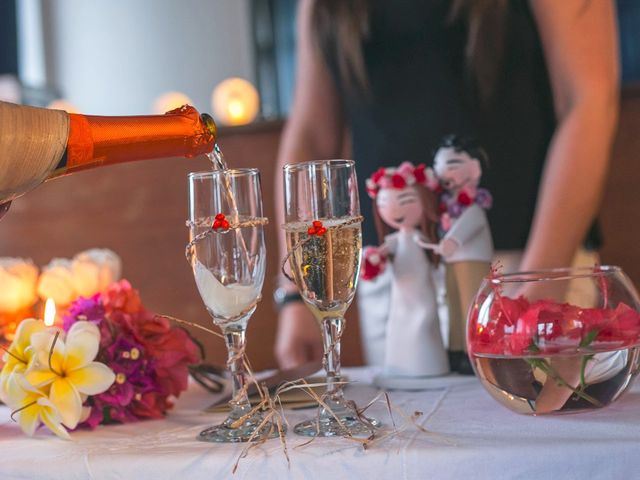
[1,367,639,480]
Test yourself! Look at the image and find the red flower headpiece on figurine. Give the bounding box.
[365,162,439,198]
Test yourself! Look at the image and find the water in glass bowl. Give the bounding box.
[472,347,640,415]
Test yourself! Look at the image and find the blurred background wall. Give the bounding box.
[2,0,638,115]
[14,0,255,115]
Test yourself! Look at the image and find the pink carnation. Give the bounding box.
[396,161,415,179]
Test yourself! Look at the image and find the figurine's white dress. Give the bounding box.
[381,230,449,377]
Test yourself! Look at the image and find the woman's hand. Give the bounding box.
[275,301,323,369]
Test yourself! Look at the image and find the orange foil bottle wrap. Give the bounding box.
[55,105,217,176]
[0,101,217,208]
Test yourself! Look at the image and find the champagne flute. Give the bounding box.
[188,169,276,443]
[282,159,379,437]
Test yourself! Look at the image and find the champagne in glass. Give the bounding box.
[188,169,276,443]
[282,159,380,437]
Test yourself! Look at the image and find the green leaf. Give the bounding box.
[579,353,596,389]
[580,329,599,348]
[526,342,541,354]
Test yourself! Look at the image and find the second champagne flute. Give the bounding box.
[282,159,379,437]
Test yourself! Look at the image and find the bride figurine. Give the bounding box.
[364,162,450,389]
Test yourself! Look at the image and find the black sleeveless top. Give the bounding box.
[323,0,595,249]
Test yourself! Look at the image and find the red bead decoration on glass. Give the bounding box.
[212,213,230,231]
[307,220,327,236]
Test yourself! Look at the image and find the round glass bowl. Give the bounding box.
[467,266,640,415]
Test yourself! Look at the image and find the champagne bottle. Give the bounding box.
[0,101,217,212]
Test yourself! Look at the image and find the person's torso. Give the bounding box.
[324,0,558,250]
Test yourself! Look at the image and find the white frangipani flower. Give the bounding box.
[26,321,115,430]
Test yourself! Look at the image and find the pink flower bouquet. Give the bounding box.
[63,280,201,427]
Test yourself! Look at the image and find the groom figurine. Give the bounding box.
[433,135,493,374]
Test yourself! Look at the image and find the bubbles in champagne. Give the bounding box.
[284,218,362,320]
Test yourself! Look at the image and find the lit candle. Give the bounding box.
[211,77,259,126]
[44,298,56,327]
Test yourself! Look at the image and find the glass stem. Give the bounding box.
[222,324,252,418]
[321,316,345,402]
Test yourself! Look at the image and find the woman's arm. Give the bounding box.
[520,0,620,271]
[275,0,346,369]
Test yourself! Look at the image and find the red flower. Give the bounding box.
[361,246,387,281]
[508,305,541,355]
[129,391,167,420]
[489,295,529,328]
[413,164,427,184]
[142,318,201,396]
[470,289,640,356]
[391,174,406,189]
[457,191,473,206]
[103,280,142,314]
[371,168,386,184]
[66,279,202,429]
[598,303,640,343]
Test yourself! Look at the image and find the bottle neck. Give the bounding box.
[53,105,217,176]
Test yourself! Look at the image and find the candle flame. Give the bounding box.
[44,298,56,327]
[211,77,259,126]
[228,99,245,121]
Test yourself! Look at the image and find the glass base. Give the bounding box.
[293,401,381,438]
[198,410,282,443]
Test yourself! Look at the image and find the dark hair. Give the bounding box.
[372,184,440,266]
[437,134,489,168]
[311,0,509,101]
[311,0,370,92]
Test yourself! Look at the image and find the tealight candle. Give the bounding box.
[44,298,56,327]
